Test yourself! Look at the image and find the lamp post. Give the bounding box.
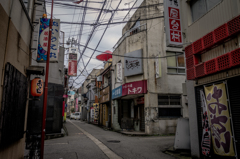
[40,0,54,158]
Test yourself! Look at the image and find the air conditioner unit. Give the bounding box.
[97,76,102,82]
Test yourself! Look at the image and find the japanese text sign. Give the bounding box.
[37,18,60,62]
[112,85,122,99]
[204,83,235,157]
[200,90,211,157]
[122,80,147,96]
[116,63,123,82]
[68,60,77,76]
[164,0,183,47]
[124,49,143,77]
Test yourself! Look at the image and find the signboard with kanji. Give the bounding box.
[116,63,123,82]
[112,85,122,99]
[37,18,60,62]
[122,80,147,96]
[164,0,183,47]
[68,60,77,76]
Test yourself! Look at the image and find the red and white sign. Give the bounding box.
[164,0,183,46]
[68,60,77,76]
[122,80,147,96]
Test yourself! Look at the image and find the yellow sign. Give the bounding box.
[204,83,235,156]
[93,103,99,120]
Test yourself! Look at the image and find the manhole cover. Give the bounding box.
[107,140,120,143]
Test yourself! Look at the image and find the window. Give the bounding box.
[159,108,182,117]
[190,0,222,22]
[158,95,181,105]
[167,52,185,74]
[158,95,182,118]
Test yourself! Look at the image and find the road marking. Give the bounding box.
[68,120,122,159]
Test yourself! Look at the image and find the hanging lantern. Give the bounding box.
[31,77,44,97]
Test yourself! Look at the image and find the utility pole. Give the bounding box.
[40,0,54,158]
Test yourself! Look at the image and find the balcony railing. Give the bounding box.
[113,23,147,50]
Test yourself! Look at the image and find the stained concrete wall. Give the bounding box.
[112,0,186,135]
[0,0,33,158]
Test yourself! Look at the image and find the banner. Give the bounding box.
[200,90,211,156]
[204,83,235,156]
[37,18,60,62]
[68,60,77,76]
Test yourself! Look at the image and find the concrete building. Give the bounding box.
[180,0,240,158]
[80,69,102,121]
[0,0,39,158]
[111,0,187,135]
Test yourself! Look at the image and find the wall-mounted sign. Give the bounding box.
[122,80,147,96]
[116,63,123,82]
[112,85,122,99]
[156,56,162,78]
[164,0,183,47]
[37,18,60,62]
[69,53,77,60]
[124,49,143,77]
[93,103,99,120]
[100,86,109,103]
[68,60,77,76]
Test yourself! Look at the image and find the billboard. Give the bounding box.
[37,18,60,62]
[164,0,183,47]
[124,49,143,77]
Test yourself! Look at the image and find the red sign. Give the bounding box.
[122,80,147,96]
[164,0,183,46]
[137,97,144,105]
[68,60,77,76]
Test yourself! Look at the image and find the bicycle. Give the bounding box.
[24,133,41,159]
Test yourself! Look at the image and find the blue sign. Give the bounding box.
[112,86,122,99]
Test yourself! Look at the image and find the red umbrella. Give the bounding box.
[96,50,112,61]
[73,0,83,4]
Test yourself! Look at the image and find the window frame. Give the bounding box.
[166,51,185,75]
[190,0,223,23]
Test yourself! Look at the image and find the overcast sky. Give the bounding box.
[45,0,143,88]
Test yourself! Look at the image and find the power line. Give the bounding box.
[72,0,123,87]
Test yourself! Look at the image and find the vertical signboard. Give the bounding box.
[116,63,123,82]
[37,18,60,62]
[68,60,77,76]
[164,0,183,47]
[204,83,235,156]
[68,47,78,76]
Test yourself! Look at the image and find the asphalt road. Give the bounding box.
[44,119,177,159]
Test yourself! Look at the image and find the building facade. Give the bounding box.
[111,0,187,135]
[180,0,240,158]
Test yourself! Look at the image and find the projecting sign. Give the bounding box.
[68,60,77,76]
[37,18,60,62]
[164,0,183,47]
[69,53,77,60]
[124,49,143,77]
[116,63,123,82]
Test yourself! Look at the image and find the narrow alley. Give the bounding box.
[44,120,176,159]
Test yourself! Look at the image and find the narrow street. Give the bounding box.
[44,120,176,159]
